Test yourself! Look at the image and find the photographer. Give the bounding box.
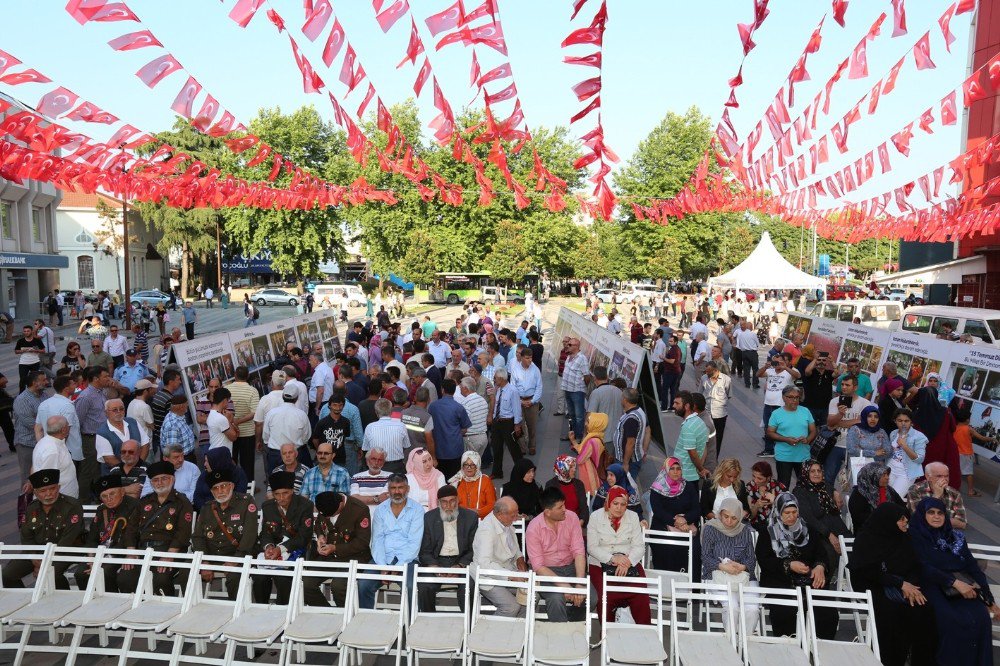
[801,349,835,427]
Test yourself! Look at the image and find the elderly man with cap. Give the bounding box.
[359,473,424,609]
[30,415,79,499]
[418,484,478,611]
[302,490,372,607]
[254,471,314,604]
[95,398,149,474]
[3,469,84,589]
[191,468,259,600]
[113,348,150,395]
[473,496,529,617]
[262,382,313,470]
[76,475,139,592]
[118,460,194,595]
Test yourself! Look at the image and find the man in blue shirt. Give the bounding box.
[427,379,471,479]
[508,348,543,456]
[359,474,423,609]
[488,369,523,481]
[181,301,197,340]
[113,349,150,393]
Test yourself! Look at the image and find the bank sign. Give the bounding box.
[0,252,69,269]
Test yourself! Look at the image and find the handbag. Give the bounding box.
[810,426,839,463]
[836,454,874,494]
[601,561,641,578]
[942,571,987,602]
[711,568,751,590]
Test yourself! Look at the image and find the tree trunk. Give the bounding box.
[180,240,190,299]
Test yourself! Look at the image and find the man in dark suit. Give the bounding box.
[418,485,478,611]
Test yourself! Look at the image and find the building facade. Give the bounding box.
[56,190,169,296]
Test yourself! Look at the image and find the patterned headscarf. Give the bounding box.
[767,492,810,558]
[553,455,576,483]
[650,457,686,497]
[855,462,889,509]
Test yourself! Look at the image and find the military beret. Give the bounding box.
[146,461,175,478]
[29,468,59,489]
[208,468,234,487]
[268,471,295,492]
[94,475,123,494]
[315,492,343,516]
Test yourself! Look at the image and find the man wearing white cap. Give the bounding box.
[263,382,313,470]
[126,378,157,443]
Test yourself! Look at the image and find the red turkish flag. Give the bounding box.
[988,54,1000,90]
[36,87,79,118]
[192,95,220,130]
[918,107,934,133]
[375,0,410,33]
[939,5,956,52]
[339,45,358,88]
[933,166,944,196]
[891,0,907,36]
[65,0,107,24]
[737,22,756,55]
[135,54,182,88]
[107,30,162,51]
[882,58,904,94]
[941,91,957,125]
[228,0,266,28]
[963,71,986,107]
[64,102,117,124]
[245,144,272,168]
[397,18,424,68]
[0,69,51,86]
[877,142,891,173]
[225,135,259,154]
[831,121,849,153]
[485,82,517,105]
[571,76,600,101]
[463,0,497,24]
[266,9,286,32]
[565,52,601,68]
[728,66,743,88]
[848,38,868,79]
[356,84,376,117]
[562,14,604,48]
[86,3,139,22]
[890,123,913,156]
[302,0,332,41]
[107,124,142,147]
[321,19,346,66]
[913,32,935,70]
[413,57,431,95]
[0,49,21,78]
[957,0,976,14]
[425,0,465,36]
[169,76,202,119]
[570,96,600,124]
[863,151,874,180]
[208,111,237,137]
[470,51,481,86]
[289,36,324,93]
[478,63,512,87]
[724,90,739,108]
[867,80,883,114]
[570,0,588,20]
[806,16,824,53]
[832,0,848,27]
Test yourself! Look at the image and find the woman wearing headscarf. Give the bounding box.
[450,450,495,519]
[849,503,937,666]
[544,455,589,526]
[591,462,643,520]
[848,461,906,532]
[845,405,890,463]
[568,412,606,495]
[746,461,786,531]
[794,343,815,377]
[910,497,1000,666]
[405,447,446,511]
[701,497,759,633]
[792,459,851,579]
[501,458,542,519]
[755,492,838,638]
[648,457,701,579]
[586,486,651,624]
[193,448,248,511]
[877,377,907,434]
[911,381,962,489]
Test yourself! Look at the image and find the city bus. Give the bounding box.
[417,272,539,305]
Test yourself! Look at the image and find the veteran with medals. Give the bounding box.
[76,474,139,592]
[302,491,372,607]
[253,471,314,604]
[192,468,259,600]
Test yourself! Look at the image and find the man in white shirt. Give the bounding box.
[32,415,79,498]
[308,353,335,420]
[701,361,732,457]
[472,497,528,617]
[263,384,313,470]
[126,379,156,443]
[95,398,150,473]
[734,320,761,389]
[689,315,709,345]
[445,347,470,377]
[349,447,392,506]
[206,387,237,452]
[255,370,288,450]
[690,332,711,384]
[826,374,872,485]
[34,375,83,465]
[427,330,450,368]
[281,364,309,413]
[102,324,129,368]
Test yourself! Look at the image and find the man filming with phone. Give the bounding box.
[802,351,835,427]
[826,374,871,485]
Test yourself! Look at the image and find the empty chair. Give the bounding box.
[669,582,741,666]
[600,573,667,666]
[528,574,591,666]
[337,562,408,666]
[737,586,809,666]
[0,544,50,628]
[279,560,354,666]
[217,556,297,665]
[468,568,532,666]
[805,588,880,666]
[643,529,694,625]
[968,541,1000,649]
[406,565,471,666]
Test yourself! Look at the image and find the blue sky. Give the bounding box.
[1,1,974,202]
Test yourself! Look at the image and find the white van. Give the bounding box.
[627,284,665,302]
[312,283,366,307]
[809,300,903,329]
[898,306,1000,346]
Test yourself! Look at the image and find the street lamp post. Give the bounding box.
[120,153,131,329]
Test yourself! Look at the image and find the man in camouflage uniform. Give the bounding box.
[253,471,314,604]
[3,469,84,589]
[117,460,193,595]
[302,491,371,607]
[192,468,259,600]
[75,475,139,592]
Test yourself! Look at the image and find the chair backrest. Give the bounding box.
[82,504,99,522]
[0,543,53,594]
[511,519,527,559]
[348,562,408,618]
[243,555,298,618]
[669,582,735,646]
[601,572,663,638]
[968,541,1000,568]
[411,565,470,619]
[85,546,154,598]
[738,585,807,656]
[837,535,855,591]
[529,574,591,640]
[135,550,202,609]
[471,568,531,625]
[642,528,694,579]
[287,559,354,628]
[44,546,100,593]
[804,588,879,660]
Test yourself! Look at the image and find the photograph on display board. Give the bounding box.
[946,364,990,401]
[184,353,235,402]
[233,335,275,395]
[591,349,610,373]
[981,371,1000,406]
[296,322,322,352]
[783,315,812,341]
[317,316,339,343]
[805,330,841,360]
[609,351,626,381]
[968,403,999,455]
[622,358,638,385]
[268,328,295,357]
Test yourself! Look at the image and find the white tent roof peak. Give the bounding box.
[708,231,827,291]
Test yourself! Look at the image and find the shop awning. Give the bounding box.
[873,255,987,285]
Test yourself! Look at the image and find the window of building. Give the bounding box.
[0,201,11,239]
[31,208,43,242]
[77,256,95,290]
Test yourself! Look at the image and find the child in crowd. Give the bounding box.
[954,412,996,498]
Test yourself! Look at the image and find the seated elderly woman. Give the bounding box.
[450,450,496,519]
[586,486,651,624]
[405,447,446,511]
[792,459,851,576]
[847,461,906,532]
[701,497,758,633]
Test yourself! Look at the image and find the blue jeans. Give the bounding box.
[265,448,281,475]
[344,439,360,477]
[565,390,586,439]
[358,560,416,610]
[762,405,779,455]
[823,447,845,486]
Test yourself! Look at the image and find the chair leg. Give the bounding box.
[118,628,135,666]
[64,626,85,666]
[222,638,237,666]
[168,634,184,666]
[12,625,31,666]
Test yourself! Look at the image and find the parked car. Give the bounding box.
[312,283,366,307]
[825,284,868,300]
[883,288,908,301]
[626,284,665,303]
[59,289,98,304]
[251,288,299,307]
[595,289,629,304]
[230,278,252,288]
[129,290,171,308]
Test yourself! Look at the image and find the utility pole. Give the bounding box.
[215,219,222,291]
[120,146,132,329]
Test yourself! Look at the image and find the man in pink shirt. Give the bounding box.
[525,487,587,621]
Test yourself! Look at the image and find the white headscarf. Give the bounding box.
[450,450,482,485]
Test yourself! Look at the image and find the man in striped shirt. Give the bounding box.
[459,378,489,457]
[362,399,409,474]
[349,447,392,506]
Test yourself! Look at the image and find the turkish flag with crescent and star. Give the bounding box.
[108,30,162,51]
[135,54,182,88]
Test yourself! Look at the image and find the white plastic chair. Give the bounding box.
[0,543,51,642]
[836,535,866,640]
[512,518,527,559]
[279,559,354,666]
[643,528,694,627]
[804,588,880,666]
[468,568,532,666]
[600,573,667,666]
[669,582,741,666]
[968,541,1000,648]
[337,562,408,666]
[738,585,809,665]
[406,565,471,666]
[527,574,591,666]
[217,556,297,665]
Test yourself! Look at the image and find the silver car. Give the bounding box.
[252,288,299,306]
[129,290,171,308]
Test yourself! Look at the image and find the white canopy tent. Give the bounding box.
[707,232,827,292]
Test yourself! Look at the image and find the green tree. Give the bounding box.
[398,229,443,286]
[482,220,533,284]
[521,212,585,278]
[718,223,756,272]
